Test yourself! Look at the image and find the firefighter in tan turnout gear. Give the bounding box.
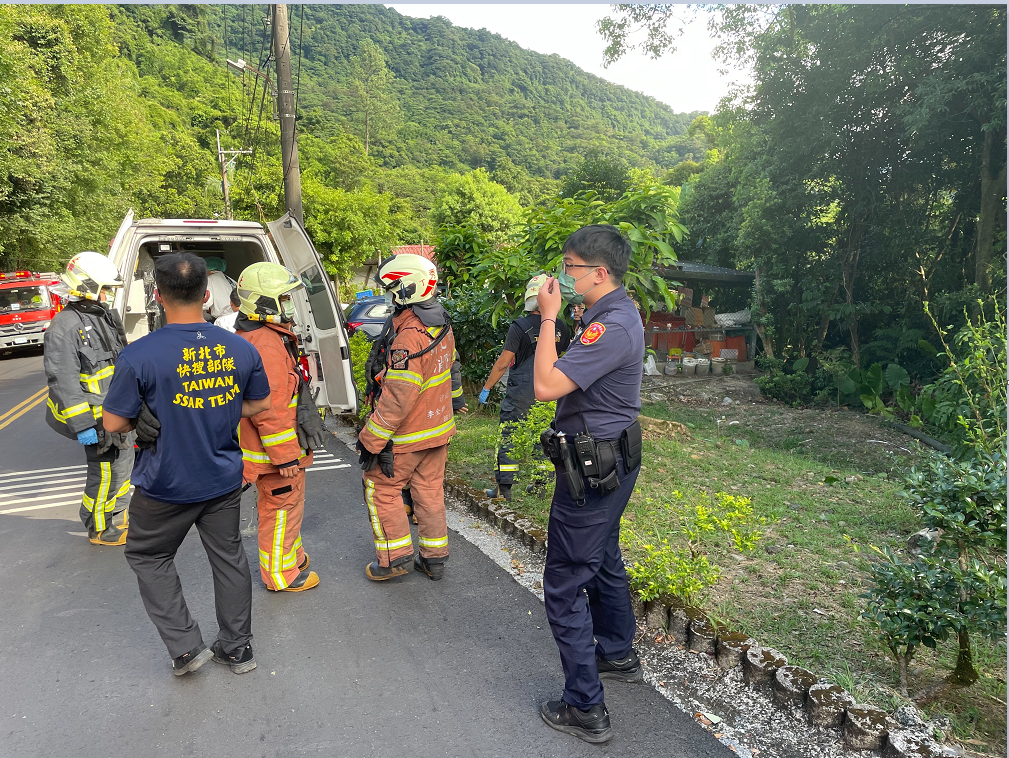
[44,251,135,545]
[357,254,460,581]
[236,262,328,592]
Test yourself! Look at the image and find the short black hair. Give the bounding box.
[561,224,631,283]
[229,287,241,308]
[155,253,208,306]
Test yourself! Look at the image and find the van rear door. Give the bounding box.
[267,214,358,415]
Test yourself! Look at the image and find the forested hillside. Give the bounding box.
[0,4,701,273]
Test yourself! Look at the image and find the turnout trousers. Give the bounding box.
[79,443,133,534]
[248,469,307,591]
[495,360,535,487]
[543,454,639,709]
[363,445,449,567]
[124,487,252,659]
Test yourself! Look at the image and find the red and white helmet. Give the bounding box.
[375,253,439,306]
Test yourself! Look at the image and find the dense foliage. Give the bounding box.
[600,4,1006,378]
[0,3,698,274]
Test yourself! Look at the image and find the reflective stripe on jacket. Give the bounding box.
[43,303,126,439]
[237,322,313,477]
[359,308,457,454]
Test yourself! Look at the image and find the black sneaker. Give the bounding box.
[597,648,643,683]
[540,700,612,744]
[414,554,445,581]
[172,644,213,676]
[212,641,257,674]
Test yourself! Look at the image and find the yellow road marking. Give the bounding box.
[0,392,47,432]
[0,386,47,424]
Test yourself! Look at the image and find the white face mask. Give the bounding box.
[280,296,297,320]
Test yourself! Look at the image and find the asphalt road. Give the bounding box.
[0,348,730,758]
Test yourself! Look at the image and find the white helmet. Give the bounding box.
[375,253,439,306]
[62,251,124,302]
[523,273,549,312]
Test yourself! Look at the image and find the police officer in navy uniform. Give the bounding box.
[532,225,644,744]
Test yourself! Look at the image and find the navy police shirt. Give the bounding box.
[103,323,271,504]
[553,287,644,440]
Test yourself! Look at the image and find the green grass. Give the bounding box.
[446,399,1007,755]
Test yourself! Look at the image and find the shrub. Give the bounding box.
[862,449,1007,695]
[623,490,762,605]
[348,330,372,420]
[755,356,813,406]
[918,298,1006,455]
[443,284,511,384]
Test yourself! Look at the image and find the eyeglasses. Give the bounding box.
[561,263,608,274]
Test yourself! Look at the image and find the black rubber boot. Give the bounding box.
[172,644,213,676]
[414,554,445,581]
[540,700,612,744]
[596,648,643,683]
[212,641,257,674]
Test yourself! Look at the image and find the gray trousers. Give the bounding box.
[80,442,134,533]
[124,487,252,659]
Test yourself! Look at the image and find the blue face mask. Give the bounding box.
[557,268,599,306]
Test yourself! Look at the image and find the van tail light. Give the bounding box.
[347,321,363,334]
[298,355,311,383]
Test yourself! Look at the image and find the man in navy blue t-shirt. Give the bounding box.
[103,253,271,677]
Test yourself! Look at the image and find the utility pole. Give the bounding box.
[273,4,303,226]
[216,129,252,220]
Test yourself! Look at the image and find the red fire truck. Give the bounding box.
[0,271,63,351]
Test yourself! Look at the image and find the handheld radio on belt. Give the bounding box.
[540,420,642,506]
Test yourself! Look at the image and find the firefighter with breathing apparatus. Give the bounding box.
[44,251,136,546]
[235,262,328,592]
[357,254,463,581]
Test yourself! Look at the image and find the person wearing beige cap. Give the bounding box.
[478,274,571,501]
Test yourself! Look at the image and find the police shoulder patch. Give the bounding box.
[390,349,410,370]
[580,322,606,345]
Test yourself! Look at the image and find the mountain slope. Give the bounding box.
[208,4,700,178]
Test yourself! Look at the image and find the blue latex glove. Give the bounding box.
[478,388,490,405]
[76,428,98,445]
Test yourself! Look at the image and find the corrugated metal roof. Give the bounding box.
[658,260,755,284]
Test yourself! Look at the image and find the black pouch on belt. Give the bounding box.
[540,426,562,464]
[588,439,620,496]
[620,419,643,472]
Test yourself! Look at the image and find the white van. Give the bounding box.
[108,210,358,416]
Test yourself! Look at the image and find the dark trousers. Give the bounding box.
[495,364,535,487]
[543,456,639,709]
[124,487,252,659]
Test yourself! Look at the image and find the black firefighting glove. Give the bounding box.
[377,439,394,479]
[296,387,327,451]
[133,401,161,453]
[96,429,133,455]
[357,437,394,479]
[357,436,380,473]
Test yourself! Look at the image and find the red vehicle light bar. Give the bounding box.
[0,270,35,280]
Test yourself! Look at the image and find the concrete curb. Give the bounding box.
[444,477,548,554]
[634,598,957,756]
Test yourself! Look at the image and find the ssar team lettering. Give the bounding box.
[174,343,241,409]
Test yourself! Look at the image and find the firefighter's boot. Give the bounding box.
[366,556,410,581]
[89,522,128,546]
[414,554,445,581]
[484,484,512,502]
[275,568,319,592]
